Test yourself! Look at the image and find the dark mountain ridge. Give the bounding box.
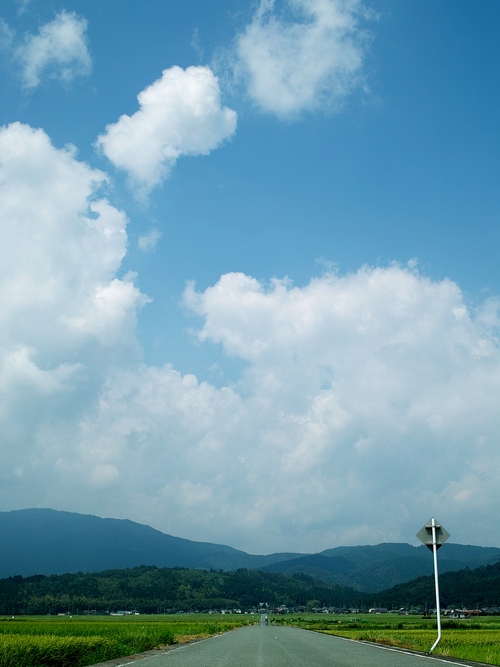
[2,509,500,593]
[0,508,300,578]
[263,542,500,592]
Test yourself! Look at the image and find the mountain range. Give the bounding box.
[2,508,500,593]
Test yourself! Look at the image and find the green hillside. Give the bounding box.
[0,567,363,615]
[374,559,500,609]
[264,542,500,592]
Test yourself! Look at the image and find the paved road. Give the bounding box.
[118,624,478,667]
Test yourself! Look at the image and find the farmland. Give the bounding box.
[3,612,500,666]
[276,613,500,666]
[0,613,253,667]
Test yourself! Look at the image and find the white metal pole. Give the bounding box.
[429,517,442,653]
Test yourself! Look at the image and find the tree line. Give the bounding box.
[1,559,500,615]
[0,566,363,615]
[374,560,500,610]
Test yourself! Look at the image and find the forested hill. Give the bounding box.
[372,560,500,610]
[3,509,500,594]
[2,559,500,614]
[263,542,500,592]
[0,567,363,615]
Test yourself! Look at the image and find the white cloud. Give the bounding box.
[15,11,91,89]
[0,19,14,51]
[138,228,162,253]
[0,121,147,484]
[3,122,500,553]
[177,268,500,549]
[16,0,32,15]
[22,265,500,553]
[234,0,369,117]
[96,66,237,196]
[0,346,83,397]
[0,123,146,353]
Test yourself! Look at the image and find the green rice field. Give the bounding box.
[4,612,500,666]
[276,613,500,666]
[0,613,253,667]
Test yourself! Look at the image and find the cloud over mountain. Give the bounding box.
[15,262,497,553]
[1,1,500,558]
[179,268,500,548]
[2,138,500,555]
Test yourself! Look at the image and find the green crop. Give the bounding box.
[0,613,251,667]
[275,613,500,666]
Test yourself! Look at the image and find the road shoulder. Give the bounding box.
[88,638,209,667]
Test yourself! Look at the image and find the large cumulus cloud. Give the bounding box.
[3,124,500,554]
[44,267,500,552]
[182,269,500,548]
[0,122,147,492]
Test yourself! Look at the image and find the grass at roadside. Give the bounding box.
[274,614,500,666]
[0,614,253,667]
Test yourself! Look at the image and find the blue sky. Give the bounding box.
[1,0,500,554]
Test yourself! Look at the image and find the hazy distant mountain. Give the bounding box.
[262,542,500,592]
[0,509,301,578]
[1,509,499,594]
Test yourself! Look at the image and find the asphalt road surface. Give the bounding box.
[117,624,480,667]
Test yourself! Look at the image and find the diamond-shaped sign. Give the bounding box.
[416,518,450,551]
